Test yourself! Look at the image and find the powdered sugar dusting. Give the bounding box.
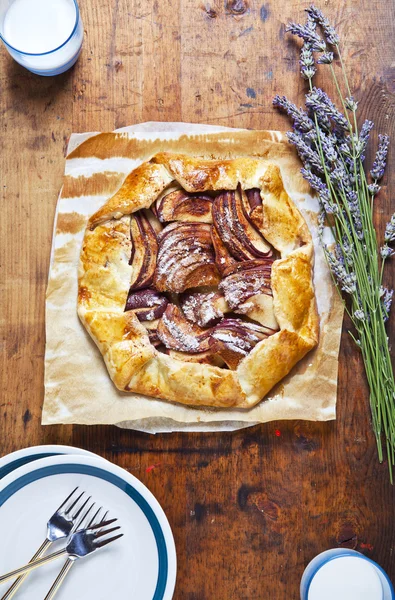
[219,266,272,308]
[161,312,201,351]
[181,291,225,327]
[155,222,217,291]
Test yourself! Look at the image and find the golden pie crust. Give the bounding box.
[78,153,319,408]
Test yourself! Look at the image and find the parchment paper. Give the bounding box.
[42,123,343,432]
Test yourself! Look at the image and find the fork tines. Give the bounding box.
[87,519,123,548]
[72,500,96,534]
[95,530,124,549]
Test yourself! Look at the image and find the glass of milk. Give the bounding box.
[301,548,394,600]
[0,0,83,76]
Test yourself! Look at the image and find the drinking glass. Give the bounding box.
[0,0,83,76]
[300,548,394,600]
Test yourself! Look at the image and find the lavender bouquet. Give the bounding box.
[274,5,395,478]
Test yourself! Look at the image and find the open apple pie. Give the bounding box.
[78,153,319,408]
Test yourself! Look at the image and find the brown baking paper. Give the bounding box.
[43,123,343,432]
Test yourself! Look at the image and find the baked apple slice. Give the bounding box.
[154,222,220,292]
[245,188,262,213]
[168,349,225,367]
[142,208,163,235]
[211,224,238,276]
[129,212,158,290]
[142,319,162,347]
[156,189,214,223]
[210,318,269,369]
[219,259,273,309]
[125,288,169,321]
[180,290,229,327]
[157,304,212,353]
[212,186,272,261]
[237,293,279,334]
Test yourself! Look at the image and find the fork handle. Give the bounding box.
[0,549,67,584]
[43,558,75,600]
[0,539,52,600]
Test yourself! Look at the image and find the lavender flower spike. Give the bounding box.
[300,168,327,195]
[324,247,357,294]
[272,96,314,132]
[287,131,324,175]
[345,96,358,112]
[306,87,349,131]
[355,120,374,160]
[380,287,394,321]
[300,44,316,79]
[385,213,395,243]
[353,309,366,321]
[320,131,338,163]
[381,245,394,259]
[305,5,340,46]
[368,183,381,196]
[300,167,338,214]
[371,134,390,181]
[286,22,326,52]
[317,52,334,65]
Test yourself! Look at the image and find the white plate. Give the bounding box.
[0,454,177,599]
[0,445,102,480]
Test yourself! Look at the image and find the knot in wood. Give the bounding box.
[225,0,248,15]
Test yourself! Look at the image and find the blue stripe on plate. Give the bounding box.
[0,453,56,480]
[0,463,168,600]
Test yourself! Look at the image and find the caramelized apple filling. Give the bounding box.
[125,184,280,369]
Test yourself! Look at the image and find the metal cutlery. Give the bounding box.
[0,518,122,584]
[43,507,109,600]
[0,487,90,600]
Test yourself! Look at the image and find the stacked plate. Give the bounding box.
[0,445,177,599]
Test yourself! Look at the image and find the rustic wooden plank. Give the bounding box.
[2,1,395,599]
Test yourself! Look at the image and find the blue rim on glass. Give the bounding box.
[0,0,80,56]
[0,463,169,600]
[301,548,395,600]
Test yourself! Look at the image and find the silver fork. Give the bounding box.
[0,518,122,584]
[0,487,90,600]
[43,507,109,600]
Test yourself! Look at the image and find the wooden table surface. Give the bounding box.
[2,1,395,598]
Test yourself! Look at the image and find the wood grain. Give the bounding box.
[2,1,395,598]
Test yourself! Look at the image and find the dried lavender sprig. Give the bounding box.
[329,162,353,197]
[272,96,314,132]
[320,131,338,163]
[300,167,338,214]
[300,44,316,79]
[306,87,349,131]
[287,131,324,175]
[305,4,340,45]
[381,245,395,259]
[354,309,366,321]
[298,15,318,79]
[342,238,354,265]
[275,4,395,480]
[317,52,334,65]
[286,22,326,52]
[355,120,374,160]
[371,135,390,181]
[346,190,364,239]
[385,214,395,243]
[381,287,394,321]
[324,246,357,293]
[368,183,381,196]
[345,96,358,111]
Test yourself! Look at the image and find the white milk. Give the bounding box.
[4,0,76,53]
[1,0,83,74]
[308,556,383,600]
